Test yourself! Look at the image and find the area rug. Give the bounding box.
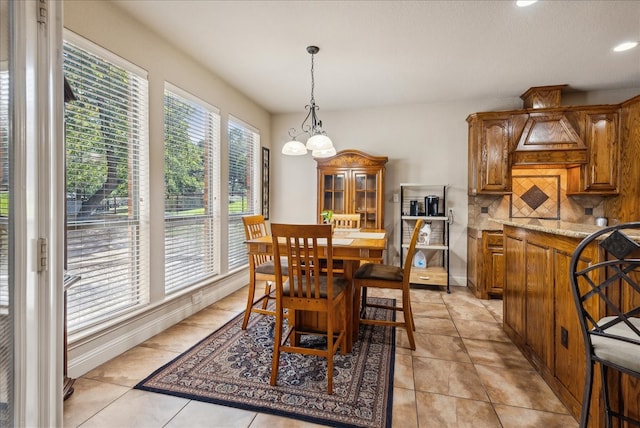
[135,298,396,428]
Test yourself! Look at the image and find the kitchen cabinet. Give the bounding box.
[466,229,481,297]
[567,107,620,195]
[467,112,528,195]
[467,229,504,299]
[482,231,504,298]
[512,110,588,166]
[316,150,387,229]
[400,184,451,293]
[503,224,608,425]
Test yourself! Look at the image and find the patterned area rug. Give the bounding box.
[135,298,395,428]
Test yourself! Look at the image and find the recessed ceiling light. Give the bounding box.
[516,0,538,7]
[613,41,639,52]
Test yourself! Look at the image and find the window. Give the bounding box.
[164,84,220,293]
[227,116,260,270]
[63,32,149,332]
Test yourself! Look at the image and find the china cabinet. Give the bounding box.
[316,150,387,229]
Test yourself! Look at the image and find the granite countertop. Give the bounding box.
[489,218,604,239]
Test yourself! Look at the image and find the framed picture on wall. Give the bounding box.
[262,147,270,220]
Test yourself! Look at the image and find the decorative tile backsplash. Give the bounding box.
[468,168,607,229]
[511,175,560,219]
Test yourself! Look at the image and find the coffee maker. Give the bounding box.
[425,195,439,216]
[409,200,419,216]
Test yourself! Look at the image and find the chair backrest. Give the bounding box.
[332,213,361,229]
[242,215,271,265]
[270,223,335,301]
[569,222,640,349]
[242,214,268,240]
[403,219,424,284]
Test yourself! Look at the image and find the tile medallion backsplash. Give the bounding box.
[511,175,560,219]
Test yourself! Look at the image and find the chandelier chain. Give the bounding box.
[310,52,315,105]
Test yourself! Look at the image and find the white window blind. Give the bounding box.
[63,33,150,332]
[228,116,260,270]
[0,69,8,307]
[164,84,220,293]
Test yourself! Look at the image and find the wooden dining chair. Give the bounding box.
[331,213,361,229]
[241,214,288,330]
[353,219,422,350]
[270,223,348,395]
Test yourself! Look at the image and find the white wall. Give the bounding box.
[270,88,640,285]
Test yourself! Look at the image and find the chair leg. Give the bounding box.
[241,277,257,330]
[326,311,334,395]
[353,283,362,337]
[600,364,612,428]
[580,359,594,428]
[261,281,272,310]
[360,287,368,318]
[402,290,416,350]
[270,304,283,387]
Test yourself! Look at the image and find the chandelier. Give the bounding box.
[282,46,336,158]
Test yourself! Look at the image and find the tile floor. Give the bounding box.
[63,285,579,428]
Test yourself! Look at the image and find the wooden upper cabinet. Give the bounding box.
[512,111,588,166]
[567,107,620,195]
[316,150,388,229]
[467,112,526,195]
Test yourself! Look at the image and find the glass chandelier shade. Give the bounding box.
[282,45,335,157]
[281,138,307,156]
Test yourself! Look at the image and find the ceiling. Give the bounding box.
[112,0,640,114]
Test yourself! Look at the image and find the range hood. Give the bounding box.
[511,85,587,166]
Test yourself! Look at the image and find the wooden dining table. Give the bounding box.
[244,228,387,351]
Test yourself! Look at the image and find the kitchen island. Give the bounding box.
[493,218,640,427]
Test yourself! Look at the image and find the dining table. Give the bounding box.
[244,228,387,352]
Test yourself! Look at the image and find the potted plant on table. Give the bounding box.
[321,210,333,230]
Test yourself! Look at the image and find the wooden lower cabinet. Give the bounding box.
[503,225,620,427]
[468,229,504,299]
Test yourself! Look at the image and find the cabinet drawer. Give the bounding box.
[486,232,503,248]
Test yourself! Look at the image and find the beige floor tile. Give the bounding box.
[446,303,497,323]
[63,378,129,428]
[249,412,326,427]
[77,389,188,427]
[410,289,445,304]
[494,404,578,428]
[453,319,510,342]
[140,323,214,353]
[82,346,179,388]
[412,316,459,337]
[480,299,504,323]
[413,357,489,401]
[208,290,250,312]
[165,400,257,428]
[392,387,418,428]
[463,338,532,369]
[442,287,486,308]
[180,307,238,330]
[475,365,570,414]
[409,333,471,363]
[411,302,451,319]
[394,352,415,390]
[415,391,501,428]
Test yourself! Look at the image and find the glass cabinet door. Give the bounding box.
[353,171,378,228]
[321,172,346,214]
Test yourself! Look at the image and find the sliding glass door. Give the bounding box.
[1,1,65,425]
[0,1,14,425]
